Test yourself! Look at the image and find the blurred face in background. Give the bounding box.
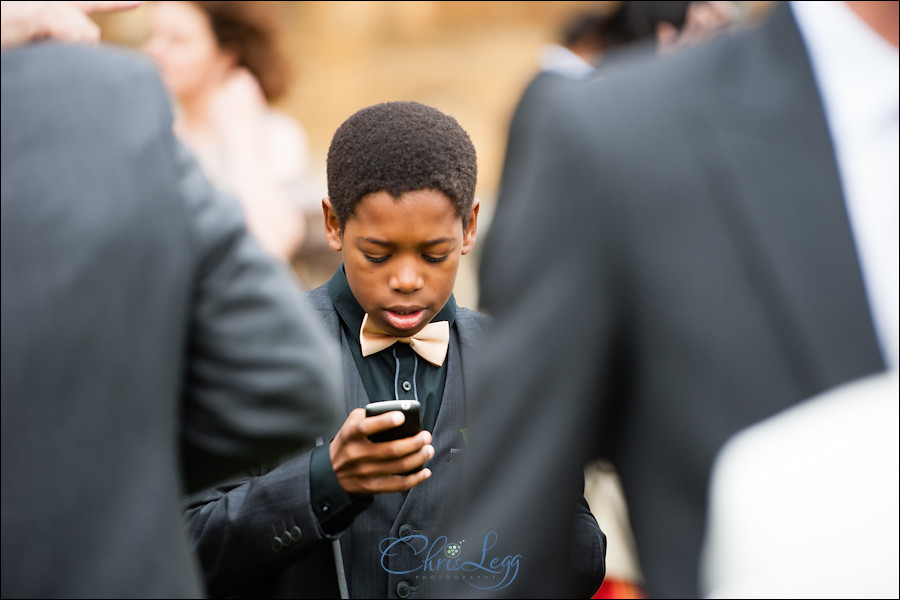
[142,1,234,103]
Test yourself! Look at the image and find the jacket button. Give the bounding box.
[290,525,303,542]
[398,524,414,538]
[281,531,293,546]
[270,536,285,552]
[396,581,411,598]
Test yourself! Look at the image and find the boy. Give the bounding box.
[185,101,606,598]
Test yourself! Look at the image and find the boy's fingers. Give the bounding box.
[358,411,405,436]
[364,468,432,494]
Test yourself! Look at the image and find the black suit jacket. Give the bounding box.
[1,44,343,598]
[186,283,606,598]
[459,3,886,598]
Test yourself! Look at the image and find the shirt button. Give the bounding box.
[401,380,412,392]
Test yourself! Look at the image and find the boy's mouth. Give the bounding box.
[384,308,426,332]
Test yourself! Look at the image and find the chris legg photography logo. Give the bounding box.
[378,530,521,591]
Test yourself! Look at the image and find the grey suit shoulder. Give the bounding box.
[2,42,342,598]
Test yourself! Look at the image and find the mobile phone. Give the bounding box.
[365,400,423,443]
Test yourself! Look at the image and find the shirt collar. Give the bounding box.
[790,1,899,140]
[538,43,597,78]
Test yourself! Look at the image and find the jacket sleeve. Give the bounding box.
[169,131,344,493]
[183,449,330,597]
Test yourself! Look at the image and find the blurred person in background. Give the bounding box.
[494,0,739,220]
[143,0,314,264]
[1,1,344,597]
[491,4,740,599]
[460,0,897,597]
[603,1,738,59]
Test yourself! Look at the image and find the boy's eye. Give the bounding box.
[424,254,449,263]
[365,254,390,263]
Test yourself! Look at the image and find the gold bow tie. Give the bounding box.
[360,313,450,366]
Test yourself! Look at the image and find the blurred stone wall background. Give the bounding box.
[97,1,614,198]
[94,1,619,308]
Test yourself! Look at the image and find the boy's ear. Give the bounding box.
[322,198,343,251]
[461,198,480,256]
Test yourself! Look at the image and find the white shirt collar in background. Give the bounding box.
[538,43,596,78]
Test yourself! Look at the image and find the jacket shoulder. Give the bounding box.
[2,43,170,126]
[302,284,333,313]
[456,306,492,345]
[301,284,341,335]
[3,42,160,87]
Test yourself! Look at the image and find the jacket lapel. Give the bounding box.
[340,325,370,412]
[689,2,883,393]
[426,315,467,441]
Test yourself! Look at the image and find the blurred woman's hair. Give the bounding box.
[193,1,289,101]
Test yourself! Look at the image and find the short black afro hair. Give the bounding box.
[326,101,478,229]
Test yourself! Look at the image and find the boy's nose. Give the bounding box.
[389,261,424,292]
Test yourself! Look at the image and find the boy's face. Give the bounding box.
[323,189,479,338]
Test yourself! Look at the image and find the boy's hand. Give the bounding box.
[329,408,433,495]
